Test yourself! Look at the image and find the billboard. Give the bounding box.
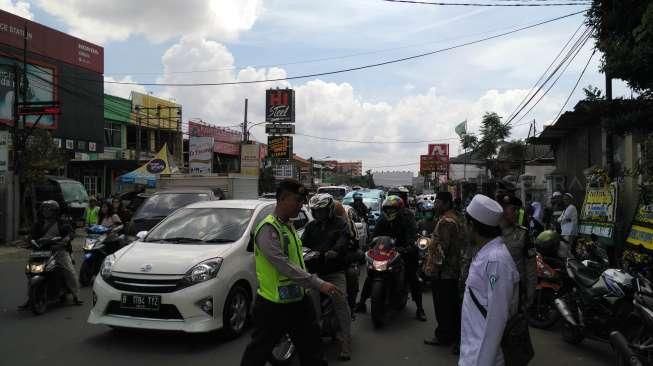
[131,92,181,131]
[188,120,242,156]
[266,89,295,123]
[268,136,293,159]
[0,10,104,74]
[428,143,449,161]
[241,143,260,176]
[0,58,56,128]
[189,136,213,174]
[420,155,437,174]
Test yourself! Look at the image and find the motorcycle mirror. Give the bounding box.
[136,231,148,240]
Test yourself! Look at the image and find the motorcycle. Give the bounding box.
[617,275,653,365]
[528,252,568,329]
[24,237,70,315]
[416,231,432,286]
[555,258,637,345]
[79,224,126,287]
[270,247,340,365]
[365,236,408,328]
[611,331,645,366]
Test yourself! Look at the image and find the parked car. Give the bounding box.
[343,189,384,233]
[31,176,89,227]
[317,186,351,201]
[88,199,276,337]
[128,188,218,235]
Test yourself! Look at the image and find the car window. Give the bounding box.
[253,204,275,229]
[60,181,89,203]
[34,181,60,203]
[292,209,309,230]
[145,208,253,243]
[317,188,346,201]
[134,193,210,219]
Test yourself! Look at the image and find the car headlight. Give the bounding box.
[181,258,223,287]
[100,254,117,280]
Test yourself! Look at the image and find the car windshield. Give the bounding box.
[318,188,346,200]
[364,199,380,211]
[145,208,253,243]
[60,181,89,203]
[134,193,209,218]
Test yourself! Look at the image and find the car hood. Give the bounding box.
[112,241,236,275]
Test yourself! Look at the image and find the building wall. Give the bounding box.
[449,163,486,182]
[373,171,414,187]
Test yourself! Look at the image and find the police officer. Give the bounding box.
[459,194,520,365]
[240,179,341,366]
[499,194,537,308]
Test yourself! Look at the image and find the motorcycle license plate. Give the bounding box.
[120,294,161,311]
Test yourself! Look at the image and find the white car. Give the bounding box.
[88,199,277,337]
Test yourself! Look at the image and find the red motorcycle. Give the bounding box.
[528,252,567,329]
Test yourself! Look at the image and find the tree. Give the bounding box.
[460,134,478,151]
[583,84,604,101]
[476,112,511,159]
[586,0,653,95]
[365,169,375,188]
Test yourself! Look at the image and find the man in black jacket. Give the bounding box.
[302,193,352,361]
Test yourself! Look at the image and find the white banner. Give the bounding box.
[189,136,214,174]
[241,143,260,176]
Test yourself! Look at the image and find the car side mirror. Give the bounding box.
[136,231,148,240]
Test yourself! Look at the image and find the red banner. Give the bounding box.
[0,10,103,74]
[428,144,449,161]
[188,121,243,156]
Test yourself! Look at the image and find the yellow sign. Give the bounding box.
[580,182,617,223]
[240,143,260,177]
[131,91,181,131]
[134,143,174,175]
[627,224,653,251]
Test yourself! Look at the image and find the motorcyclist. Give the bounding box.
[355,195,426,321]
[335,202,365,320]
[301,194,352,361]
[18,200,83,309]
[351,192,369,220]
[417,201,437,235]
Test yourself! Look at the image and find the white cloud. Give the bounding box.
[104,75,146,99]
[0,0,33,19]
[34,0,263,44]
[154,38,565,172]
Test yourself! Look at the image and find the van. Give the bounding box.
[32,176,89,226]
[317,186,351,201]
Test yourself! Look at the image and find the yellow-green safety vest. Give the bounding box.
[85,206,99,226]
[254,214,306,303]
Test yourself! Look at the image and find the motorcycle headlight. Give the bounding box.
[417,238,430,251]
[26,263,45,273]
[84,239,98,250]
[100,254,117,280]
[181,258,223,287]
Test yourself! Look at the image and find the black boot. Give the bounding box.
[415,307,427,321]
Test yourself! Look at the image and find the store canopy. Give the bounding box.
[117,144,177,188]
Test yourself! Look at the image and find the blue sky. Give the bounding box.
[1,0,631,172]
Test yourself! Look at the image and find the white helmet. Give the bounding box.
[309,193,335,221]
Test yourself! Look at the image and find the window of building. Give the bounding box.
[83,175,99,197]
[104,121,121,148]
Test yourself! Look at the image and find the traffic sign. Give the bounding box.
[265,124,295,135]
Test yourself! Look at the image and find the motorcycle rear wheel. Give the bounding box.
[29,284,47,315]
[371,281,386,329]
[527,288,560,329]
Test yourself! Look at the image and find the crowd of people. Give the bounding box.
[241,178,575,365]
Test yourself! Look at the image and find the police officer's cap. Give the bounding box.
[276,179,307,200]
[466,194,503,227]
[436,191,452,204]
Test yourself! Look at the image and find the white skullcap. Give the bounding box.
[466,194,503,227]
[552,191,562,198]
[564,193,573,199]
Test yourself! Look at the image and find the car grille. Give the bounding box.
[106,275,182,293]
[105,301,183,320]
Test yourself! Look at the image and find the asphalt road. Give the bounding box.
[0,248,615,366]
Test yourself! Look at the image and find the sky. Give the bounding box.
[0,0,633,173]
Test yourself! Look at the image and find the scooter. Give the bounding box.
[25,237,70,315]
[528,252,568,329]
[365,236,408,329]
[79,224,126,287]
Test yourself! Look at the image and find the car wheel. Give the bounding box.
[222,285,250,339]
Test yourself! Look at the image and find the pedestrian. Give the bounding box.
[240,179,340,366]
[549,191,564,231]
[334,202,364,321]
[423,191,463,354]
[302,195,352,361]
[84,196,100,227]
[459,194,520,365]
[557,192,578,258]
[499,194,537,309]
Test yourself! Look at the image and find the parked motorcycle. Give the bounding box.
[365,236,408,328]
[416,231,432,286]
[25,237,70,315]
[555,258,637,345]
[618,275,653,365]
[270,247,340,365]
[528,252,568,329]
[79,224,126,287]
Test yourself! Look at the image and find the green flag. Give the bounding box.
[455,120,467,137]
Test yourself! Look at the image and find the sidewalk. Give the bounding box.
[0,230,86,263]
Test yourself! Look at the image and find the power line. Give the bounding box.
[295,132,458,144]
[368,162,419,169]
[550,49,596,124]
[383,0,590,6]
[99,10,586,87]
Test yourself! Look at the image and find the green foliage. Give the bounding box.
[460,134,478,151]
[501,140,527,161]
[21,129,66,187]
[586,0,653,94]
[583,84,604,101]
[476,112,511,159]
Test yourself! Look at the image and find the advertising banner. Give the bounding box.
[189,136,213,174]
[268,136,293,159]
[0,130,8,172]
[131,92,181,131]
[578,182,617,239]
[420,155,437,174]
[188,120,242,156]
[241,143,260,176]
[266,89,295,123]
[428,144,449,161]
[0,59,56,127]
[0,10,104,74]
[627,185,653,251]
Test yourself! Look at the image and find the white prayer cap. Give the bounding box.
[552,191,562,198]
[466,194,503,227]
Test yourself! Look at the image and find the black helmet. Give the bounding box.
[40,200,60,218]
[535,230,560,257]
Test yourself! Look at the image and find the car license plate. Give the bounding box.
[120,294,161,311]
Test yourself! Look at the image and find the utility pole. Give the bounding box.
[136,106,141,162]
[309,157,314,189]
[604,72,614,177]
[242,98,248,143]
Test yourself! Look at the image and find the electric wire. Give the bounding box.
[383,0,590,6]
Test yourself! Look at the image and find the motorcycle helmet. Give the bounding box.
[381,195,404,222]
[309,193,335,222]
[353,192,363,202]
[535,230,560,257]
[40,200,60,219]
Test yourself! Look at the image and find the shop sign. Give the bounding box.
[266,89,295,123]
[89,142,96,152]
[268,136,292,159]
[241,143,260,176]
[428,144,449,161]
[65,139,74,150]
